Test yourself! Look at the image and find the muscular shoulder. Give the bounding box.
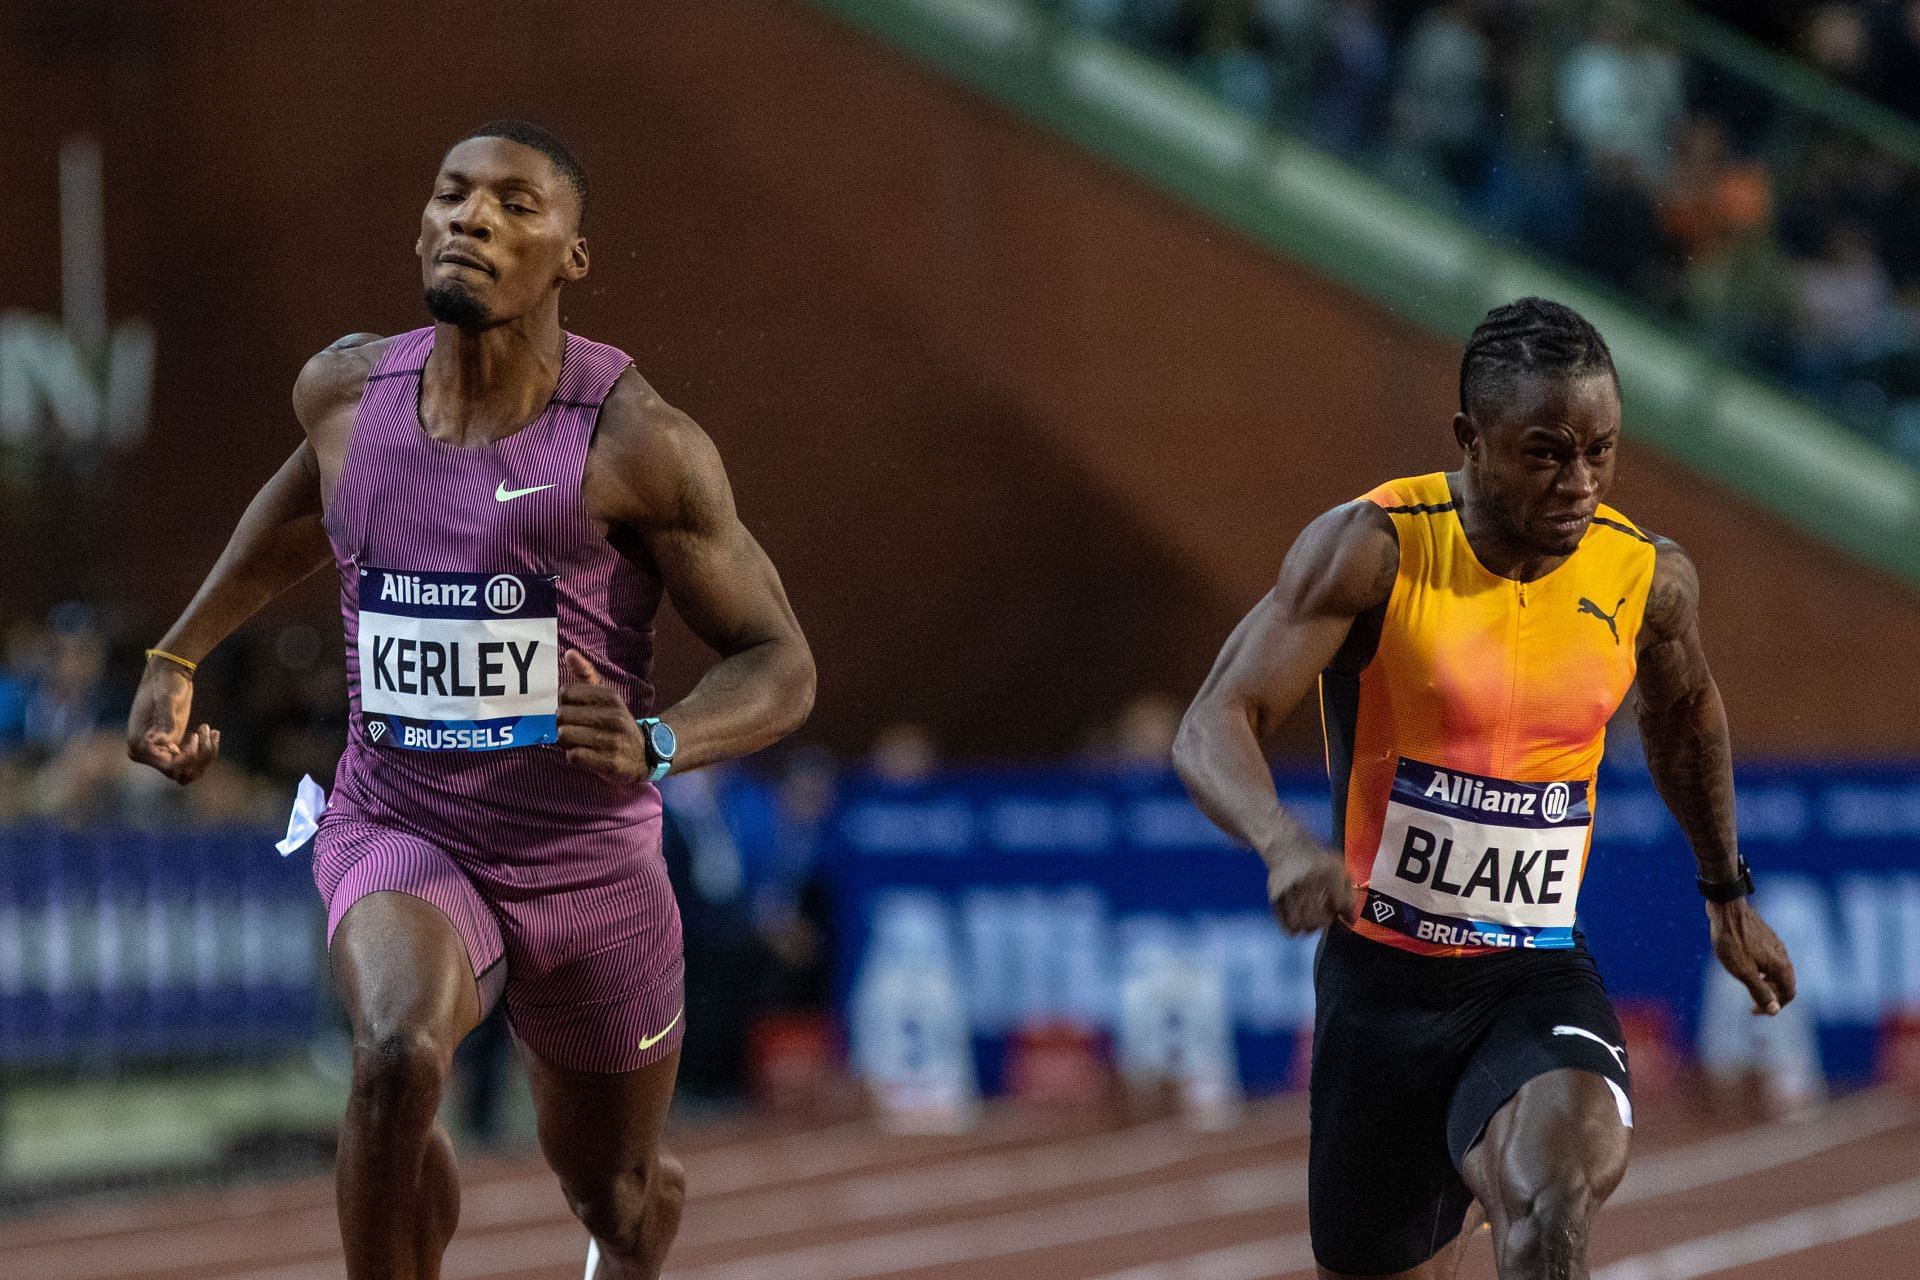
[1277,500,1399,619]
[1639,533,1699,647]
[291,332,387,427]
[584,368,729,529]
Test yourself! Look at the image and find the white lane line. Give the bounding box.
[0,1181,324,1251]
[460,1116,958,1215]
[9,1123,964,1280]
[9,1207,345,1280]
[660,1163,1309,1280]
[464,1106,1304,1234]
[1593,1174,1920,1280]
[186,1113,1306,1280]
[0,1115,873,1253]
[457,1099,1301,1228]
[1079,1093,1918,1280]
[670,1116,1289,1247]
[205,1158,1313,1280]
[1088,1232,1317,1280]
[1610,1091,1914,1205]
[202,1263,346,1280]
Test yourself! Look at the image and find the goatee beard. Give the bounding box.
[424,283,491,329]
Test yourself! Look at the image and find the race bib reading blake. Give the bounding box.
[356,567,559,751]
[1362,757,1593,949]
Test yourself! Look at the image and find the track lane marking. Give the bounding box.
[1078,1093,1919,1280]
[1593,1174,1920,1280]
[660,1163,1310,1280]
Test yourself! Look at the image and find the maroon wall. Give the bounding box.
[1,0,1914,757]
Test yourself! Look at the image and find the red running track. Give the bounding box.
[3,1091,1917,1280]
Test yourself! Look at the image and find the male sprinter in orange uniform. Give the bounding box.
[1174,298,1795,1279]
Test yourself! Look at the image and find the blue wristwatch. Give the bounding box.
[636,717,676,784]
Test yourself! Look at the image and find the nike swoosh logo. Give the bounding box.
[637,1007,683,1052]
[1553,1024,1628,1070]
[495,481,558,502]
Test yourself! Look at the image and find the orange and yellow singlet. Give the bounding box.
[1320,472,1657,957]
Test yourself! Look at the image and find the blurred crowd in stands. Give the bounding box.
[0,604,343,828]
[1069,0,1920,460]
[1697,0,1920,120]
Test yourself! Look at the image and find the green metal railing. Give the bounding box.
[804,0,1920,586]
[1637,0,1920,167]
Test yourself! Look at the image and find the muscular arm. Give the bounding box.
[127,338,370,781]
[577,373,814,775]
[1634,536,1795,1012]
[151,442,329,663]
[1633,540,1738,882]
[152,337,373,663]
[1172,502,1396,929]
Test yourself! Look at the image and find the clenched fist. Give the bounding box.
[126,657,221,784]
[1267,849,1358,935]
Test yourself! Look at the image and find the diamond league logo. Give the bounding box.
[1370,898,1395,923]
[368,721,387,743]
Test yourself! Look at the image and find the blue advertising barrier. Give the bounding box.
[825,763,1920,1093]
[0,825,323,1066]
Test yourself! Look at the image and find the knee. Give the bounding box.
[349,1027,453,1120]
[565,1154,686,1260]
[1497,1169,1601,1273]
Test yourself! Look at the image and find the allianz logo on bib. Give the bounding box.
[1393,759,1590,831]
[1421,769,1571,822]
[379,572,527,616]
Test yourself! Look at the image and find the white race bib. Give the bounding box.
[356,567,559,752]
[1362,757,1591,949]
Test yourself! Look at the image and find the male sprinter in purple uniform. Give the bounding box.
[126,121,815,1280]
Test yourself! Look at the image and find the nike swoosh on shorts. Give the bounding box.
[638,1007,683,1052]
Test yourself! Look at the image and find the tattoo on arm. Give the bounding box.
[1635,539,1740,882]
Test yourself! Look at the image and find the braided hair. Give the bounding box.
[1458,298,1617,422]
[455,120,589,227]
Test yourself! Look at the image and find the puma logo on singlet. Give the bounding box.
[1577,596,1626,645]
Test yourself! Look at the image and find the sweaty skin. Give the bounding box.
[127,135,813,1280]
[1173,370,1794,1280]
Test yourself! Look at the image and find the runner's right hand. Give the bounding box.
[1266,851,1358,935]
[126,661,221,784]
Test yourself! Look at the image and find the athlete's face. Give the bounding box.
[1456,370,1620,557]
[417,137,587,329]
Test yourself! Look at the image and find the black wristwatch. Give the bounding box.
[636,717,677,783]
[1697,857,1755,903]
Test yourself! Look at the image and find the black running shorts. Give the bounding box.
[1307,922,1633,1276]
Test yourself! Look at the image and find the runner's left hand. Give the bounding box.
[557,649,649,784]
[1707,898,1796,1015]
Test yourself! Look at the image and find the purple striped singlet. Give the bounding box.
[311,326,685,1072]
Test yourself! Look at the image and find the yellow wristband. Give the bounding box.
[145,647,199,677]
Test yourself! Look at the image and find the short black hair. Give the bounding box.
[1459,297,1617,421]
[455,119,589,226]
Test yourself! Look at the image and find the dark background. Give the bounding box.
[3,0,1916,760]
